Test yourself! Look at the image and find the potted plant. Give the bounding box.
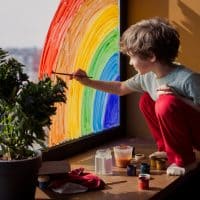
[0,48,67,200]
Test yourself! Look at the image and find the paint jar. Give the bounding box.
[150,156,157,169]
[127,164,137,176]
[95,148,113,175]
[140,163,150,174]
[155,158,166,170]
[38,175,50,189]
[138,174,150,190]
[113,145,133,168]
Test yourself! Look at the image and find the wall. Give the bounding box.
[169,0,200,72]
[125,0,200,138]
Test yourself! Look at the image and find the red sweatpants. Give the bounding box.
[139,93,200,167]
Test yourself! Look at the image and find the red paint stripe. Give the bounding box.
[38,0,84,78]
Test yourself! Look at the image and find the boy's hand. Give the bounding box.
[70,68,90,84]
[156,85,200,112]
[156,84,177,97]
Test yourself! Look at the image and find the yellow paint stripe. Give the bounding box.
[67,4,118,138]
[49,0,118,142]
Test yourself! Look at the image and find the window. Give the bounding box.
[0,0,126,160]
[39,0,126,160]
[0,0,60,82]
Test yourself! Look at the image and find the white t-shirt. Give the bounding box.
[124,65,200,105]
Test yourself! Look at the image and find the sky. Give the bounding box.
[0,0,60,48]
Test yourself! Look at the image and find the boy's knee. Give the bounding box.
[139,92,151,111]
[155,94,178,117]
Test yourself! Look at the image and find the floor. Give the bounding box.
[35,137,199,200]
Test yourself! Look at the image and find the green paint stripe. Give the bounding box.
[81,28,119,135]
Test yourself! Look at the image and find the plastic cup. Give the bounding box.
[113,145,133,168]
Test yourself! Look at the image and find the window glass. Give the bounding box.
[39,0,121,147]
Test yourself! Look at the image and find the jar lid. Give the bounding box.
[135,153,145,161]
[96,148,111,156]
[138,173,151,180]
[38,175,50,182]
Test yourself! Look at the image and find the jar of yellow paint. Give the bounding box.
[155,158,166,170]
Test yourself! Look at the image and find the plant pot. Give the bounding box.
[0,150,42,200]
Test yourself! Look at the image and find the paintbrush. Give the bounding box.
[52,71,93,78]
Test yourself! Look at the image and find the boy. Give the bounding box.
[71,17,200,176]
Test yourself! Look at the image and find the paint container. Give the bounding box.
[95,148,113,175]
[140,163,150,174]
[38,175,50,189]
[127,164,137,176]
[138,174,150,190]
[113,145,133,168]
[155,158,166,170]
[150,156,157,169]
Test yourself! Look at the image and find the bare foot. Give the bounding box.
[166,163,185,176]
[167,161,198,176]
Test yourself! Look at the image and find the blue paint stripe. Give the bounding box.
[93,53,119,132]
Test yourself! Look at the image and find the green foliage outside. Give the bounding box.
[0,48,67,160]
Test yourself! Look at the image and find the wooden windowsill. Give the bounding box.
[35,137,181,200]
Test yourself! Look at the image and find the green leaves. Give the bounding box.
[0,49,28,104]
[0,48,67,160]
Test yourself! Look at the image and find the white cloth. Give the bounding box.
[166,163,185,176]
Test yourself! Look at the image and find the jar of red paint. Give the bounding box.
[138,174,150,190]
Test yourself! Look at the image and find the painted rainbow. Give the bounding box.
[39,0,120,146]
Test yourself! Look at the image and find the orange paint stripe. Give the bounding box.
[38,0,84,78]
